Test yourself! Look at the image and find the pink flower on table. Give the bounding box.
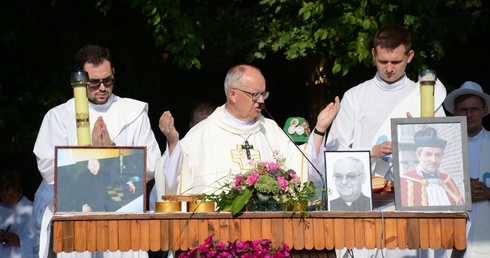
[263,161,280,171]
[277,177,288,191]
[246,172,259,186]
[235,175,243,188]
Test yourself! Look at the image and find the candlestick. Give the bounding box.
[71,71,91,146]
[419,69,437,118]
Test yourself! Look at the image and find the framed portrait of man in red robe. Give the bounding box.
[391,117,471,211]
[54,146,147,213]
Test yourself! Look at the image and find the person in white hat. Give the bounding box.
[443,81,490,257]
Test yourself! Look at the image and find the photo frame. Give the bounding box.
[325,151,373,211]
[391,117,471,211]
[54,146,147,213]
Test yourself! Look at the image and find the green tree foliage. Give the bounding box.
[96,0,485,79]
[93,0,487,123]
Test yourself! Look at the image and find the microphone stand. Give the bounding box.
[260,103,327,210]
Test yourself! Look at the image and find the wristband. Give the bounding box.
[314,128,325,136]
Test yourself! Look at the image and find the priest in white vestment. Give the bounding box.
[155,64,340,203]
[32,44,161,258]
[325,25,448,258]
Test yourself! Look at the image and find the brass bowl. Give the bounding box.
[187,200,215,212]
[155,201,181,212]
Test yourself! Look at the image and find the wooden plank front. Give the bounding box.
[51,211,467,253]
[179,219,189,251]
[292,217,305,250]
[407,218,420,249]
[282,217,294,247]
[454,218,467,250]
[384,218,397,249]
[354,218,365,249]
[396,218,408,249]
[240,219,251,241]
[73,221,86,252]
[271,218,284,248]
[118,220,131,252]
[52,221,63,253]
[419,218,429,250]
[303,218,314,250]
[187,219,199,250]
[86,220,97,252]
[130,220,141,251]
[343,218,355,249]
[429,218,442,250]
[139,220,150,251]
[333,218,345,249]
[313,218,326,250]
[261,218,272,241]
[96,220,108,252]
[155,219,166,251]
[62,221,74,252]
[440,218,454,249]
[108,220,118,252]
[364,218,376,249]
[324,218,334,250]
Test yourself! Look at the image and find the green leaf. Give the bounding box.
[231,188,253,216]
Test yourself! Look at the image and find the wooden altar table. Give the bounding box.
[52,211,467,254]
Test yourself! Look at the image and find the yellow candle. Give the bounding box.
[420,82,435,117]
[419,69,437,118]
[73,84,91,146]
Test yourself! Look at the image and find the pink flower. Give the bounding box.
[289,172,297,179]
[246,172,259,186]
[235,175,243,188]
[277,177,288,191]
[263,162,280,171]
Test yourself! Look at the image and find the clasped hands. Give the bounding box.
[91,116,113,146]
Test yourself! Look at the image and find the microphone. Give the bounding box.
[261,104,327,210]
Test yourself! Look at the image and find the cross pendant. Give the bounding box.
[241,140,254,160]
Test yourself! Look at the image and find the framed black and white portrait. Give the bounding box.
[325,151,372,211]
[391,117,471,211]
[54,146,147,213]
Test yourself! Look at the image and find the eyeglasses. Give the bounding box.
[88,76,115,89]
[333,173,362,182]
[234,88,269,102]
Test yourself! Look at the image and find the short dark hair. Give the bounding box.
[0,170,23,192]
[373,25,411,55]
[75,44,113,71]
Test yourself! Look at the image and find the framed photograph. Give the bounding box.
[391,117,471,211]
[54,146,147,213]
[325,151,373,211]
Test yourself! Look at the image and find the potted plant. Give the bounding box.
[205,151,318,216]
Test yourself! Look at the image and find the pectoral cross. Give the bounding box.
[241,140,254,160]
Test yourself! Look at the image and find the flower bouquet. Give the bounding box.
[205,151,318,216]
[179,234,291,257]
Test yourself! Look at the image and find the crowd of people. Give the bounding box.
[4,24,486,258]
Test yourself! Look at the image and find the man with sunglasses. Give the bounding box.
[154,64,340,205]
[32,44,161,258]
